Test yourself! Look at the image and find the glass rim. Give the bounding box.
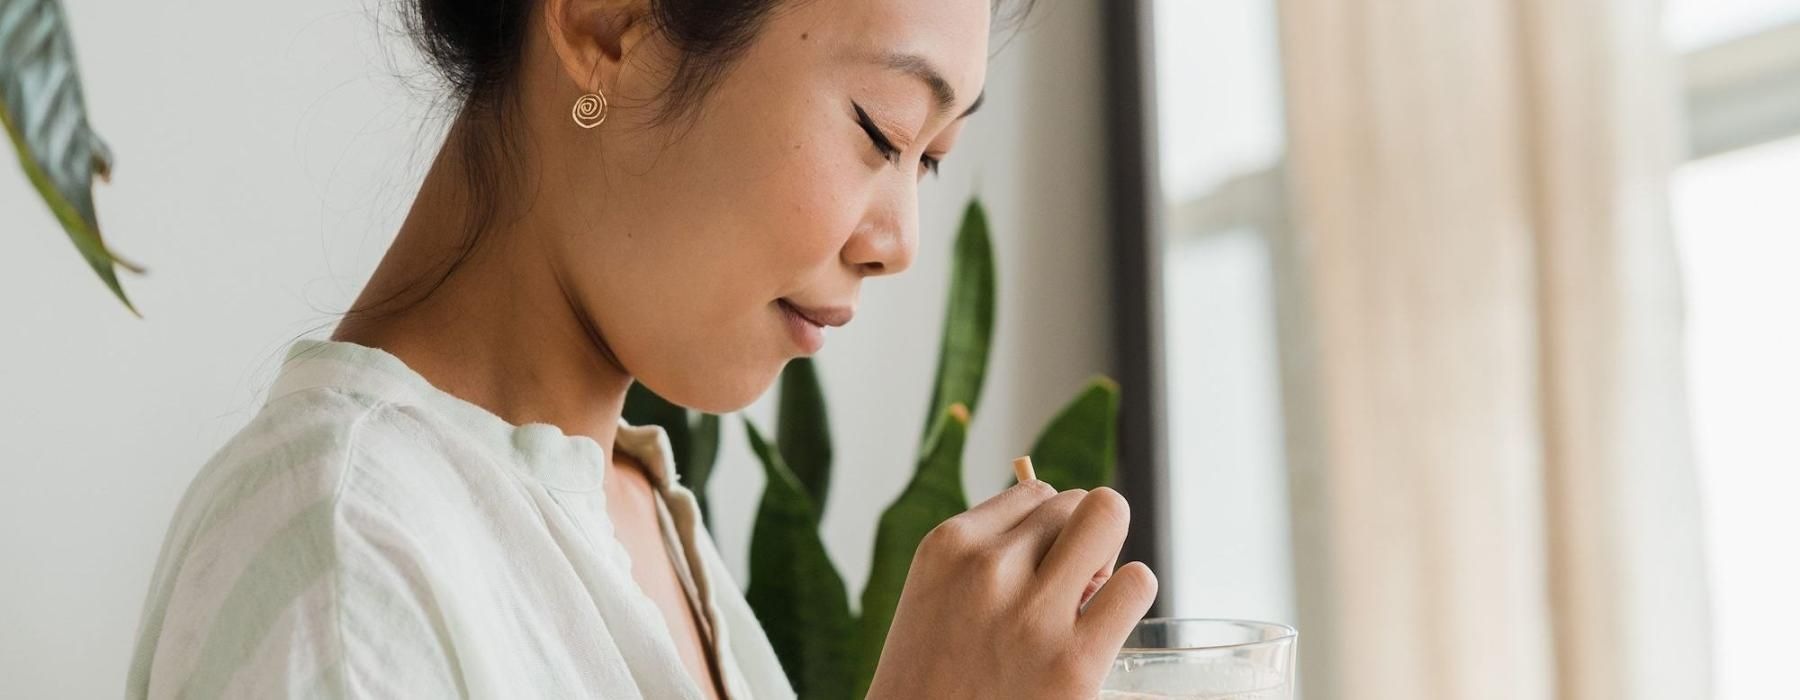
[1117,617,1298,653]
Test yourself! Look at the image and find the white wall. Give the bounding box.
[0,0,1111,696]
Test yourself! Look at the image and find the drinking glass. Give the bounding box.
[1099,618,1297,700]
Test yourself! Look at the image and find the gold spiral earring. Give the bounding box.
[572,89,608,129]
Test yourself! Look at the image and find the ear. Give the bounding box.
[542,0,655,93]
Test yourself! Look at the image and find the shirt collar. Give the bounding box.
[269,339,680,493]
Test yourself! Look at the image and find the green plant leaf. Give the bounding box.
[1026,377,1121,491]
[777,357,833,511]
[622,382,717,520]
[1,0,140,314]
[623,382,689,460]
[853,403,972,697]
[744,420,855,699]
[687,412,720,523]
[920,200,996,443]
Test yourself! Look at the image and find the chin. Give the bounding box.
[640,359,784,415]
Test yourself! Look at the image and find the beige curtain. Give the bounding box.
[1269,0,1711,698]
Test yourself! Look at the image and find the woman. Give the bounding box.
[125,0,1157,697]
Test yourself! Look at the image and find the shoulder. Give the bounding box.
[185,388,395,524]
[153,386,479,615]
[187,386,477,523]
[155,388,427,603]
[131,389,463,698]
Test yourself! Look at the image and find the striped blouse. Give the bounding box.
[125,339,795,699]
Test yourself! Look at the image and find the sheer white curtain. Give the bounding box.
[1270,0,1712,698]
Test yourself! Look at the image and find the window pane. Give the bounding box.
[1162,228,1294,623]
[1151,0,1294,624]
[1666,0,1800,49]
[1152,0,1285,201]
[1671,134,1800,700]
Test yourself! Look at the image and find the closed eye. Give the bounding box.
[853,101,901,164]
[853,101,943,179]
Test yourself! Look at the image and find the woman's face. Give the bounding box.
[529,0,991,413]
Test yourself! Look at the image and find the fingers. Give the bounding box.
[1079,553,1118,611]
[957,478,1058,535]
[1037,488,1132,594]
[1076,561,1158,657]
[1005,488,1087,562]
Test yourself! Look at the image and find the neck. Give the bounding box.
[333,122,631,455]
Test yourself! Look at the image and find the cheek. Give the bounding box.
[654,145,862,409]
[749,140,866,279]
[592,97,867,409]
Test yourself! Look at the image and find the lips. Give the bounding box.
[778,299,854,328]
[777,298,854,355]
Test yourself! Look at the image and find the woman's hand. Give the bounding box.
[864,480,1158,700]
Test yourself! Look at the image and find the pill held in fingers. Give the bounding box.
[1012,455,1037,483]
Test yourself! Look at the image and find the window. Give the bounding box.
[1667,3,1800,698]
[1150,0,1294,624]
[1127,3,1800,695]
[1673,133,1800,700]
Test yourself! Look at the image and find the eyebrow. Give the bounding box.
[877,51,985,119]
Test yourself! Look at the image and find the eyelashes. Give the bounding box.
[853,101,941,177]
[851,101,898,160]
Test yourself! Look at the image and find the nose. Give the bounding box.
[840,182,919,277]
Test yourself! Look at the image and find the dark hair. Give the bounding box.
[354,0,1036,320]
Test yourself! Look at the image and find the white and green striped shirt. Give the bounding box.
[125,339,794,699]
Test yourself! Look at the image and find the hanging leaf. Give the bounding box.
[777,357,833,511]
[853,403,972,697]
[920,201,996,443]
[1026,377,1120,491]
[1,0,140,313]
[744,420,855,699]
